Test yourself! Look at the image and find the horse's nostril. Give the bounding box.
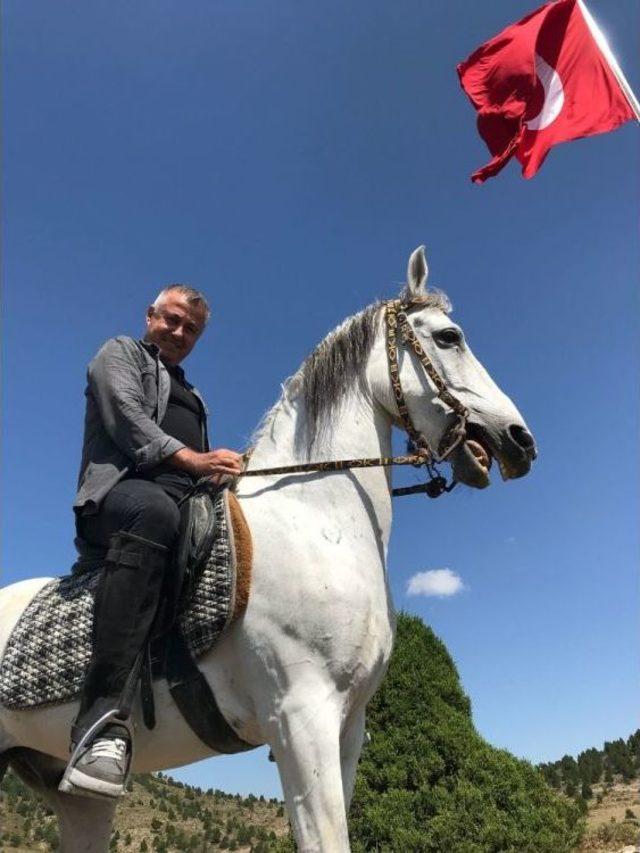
[508,425,536,454]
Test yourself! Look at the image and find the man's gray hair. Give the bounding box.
[152,284,211,323]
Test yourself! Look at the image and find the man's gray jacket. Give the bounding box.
[74,336,209,517]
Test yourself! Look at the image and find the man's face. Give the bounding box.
[144,291,207,366]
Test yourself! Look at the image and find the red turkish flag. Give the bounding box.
[457,0,635,182]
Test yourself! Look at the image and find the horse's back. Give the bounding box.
[0,577,52,658]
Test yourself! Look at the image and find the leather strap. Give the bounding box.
[140,645,156,730]
[163,301,467,511]
[165,627,255,755]
[237,300,468,482]
[395,305,468,419]
[240,453,427,478]
[386,299,468,462]
[385,300,430,451]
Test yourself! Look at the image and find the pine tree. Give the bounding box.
[577,748,603,785]
[539,763,561,789]
[605,739,636,780]
[627,729,640,762]
[349,613,585,852]
[560,755,580,788]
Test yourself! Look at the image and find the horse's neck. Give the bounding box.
[240,387,394,548]
[249,388,391,465]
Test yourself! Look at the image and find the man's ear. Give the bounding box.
[145,305,155,325]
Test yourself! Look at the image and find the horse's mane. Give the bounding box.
[249,290,451,453]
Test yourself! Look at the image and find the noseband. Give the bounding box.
[233,299,470,499]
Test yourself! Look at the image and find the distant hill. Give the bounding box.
[539,731,640,797]
[538,733,640,853]
[0,769,292,852]
[576,778,640,853]
[2,615,637,852]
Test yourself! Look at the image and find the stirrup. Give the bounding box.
[58,709,134,799]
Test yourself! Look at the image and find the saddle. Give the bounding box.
[0,485,255,755]
[154,482,222,640]
[144,483,255,754]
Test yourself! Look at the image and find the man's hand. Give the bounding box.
[170,447,244,484]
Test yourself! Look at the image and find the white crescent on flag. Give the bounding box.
[525,53,565,131]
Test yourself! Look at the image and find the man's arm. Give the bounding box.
[170,447,243,480]
[88,337,186,470]
[88,337,242,478]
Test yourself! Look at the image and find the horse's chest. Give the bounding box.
[243,496,394,694]
[267,566,394,693]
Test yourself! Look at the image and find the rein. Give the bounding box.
[238,299,469,499]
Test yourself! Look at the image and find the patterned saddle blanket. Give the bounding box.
[0,490,252,711]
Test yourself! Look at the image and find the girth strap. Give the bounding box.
[165,627,256,755]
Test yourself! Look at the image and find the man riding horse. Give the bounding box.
[63,285,243,798]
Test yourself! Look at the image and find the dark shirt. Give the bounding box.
[139,365,205,500]
[161,366,205,452]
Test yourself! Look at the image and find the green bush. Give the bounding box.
[349,613,585,852]
[593,820,638,845]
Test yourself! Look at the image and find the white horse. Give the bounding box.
[0,247,536,852]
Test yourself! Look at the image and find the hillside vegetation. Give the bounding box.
[0,770,291,852]
[1,614,634,851]
[539,732,640,852]
[539,732,640,798]
[349,613,584,852]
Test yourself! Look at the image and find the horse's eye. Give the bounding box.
[434,327,463,348]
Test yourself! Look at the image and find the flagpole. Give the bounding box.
[577,0,640,123]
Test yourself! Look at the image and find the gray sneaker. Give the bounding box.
[60,729,131,799]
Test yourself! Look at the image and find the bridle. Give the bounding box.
[384,297,468,463]
[237,298,470,499]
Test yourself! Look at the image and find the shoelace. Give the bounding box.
[90,737,128,763]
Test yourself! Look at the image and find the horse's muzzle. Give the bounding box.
[453,421,536,486]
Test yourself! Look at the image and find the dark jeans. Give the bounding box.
[80,478,181,551]
[76,479,181,726]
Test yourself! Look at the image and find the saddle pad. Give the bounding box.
[0,490,250,711]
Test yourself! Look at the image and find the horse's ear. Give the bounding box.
[406,245,428,296]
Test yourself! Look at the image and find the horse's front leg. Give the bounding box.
[340,706,366,812]
[270,691,350,853]
[10,749,117,853]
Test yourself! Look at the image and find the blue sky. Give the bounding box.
[3,0,638,798]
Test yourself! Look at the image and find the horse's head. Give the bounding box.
[369,246,536,488]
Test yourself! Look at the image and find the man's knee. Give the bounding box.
[132,487,180,547]
[80,479,182,551]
